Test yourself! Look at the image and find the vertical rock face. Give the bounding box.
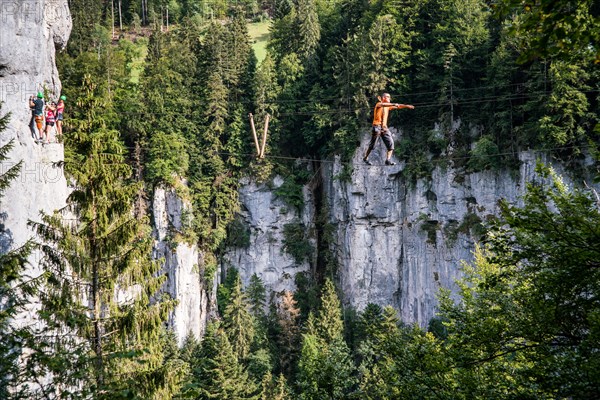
[322,131,569,326]
[221,176,314,297]
[0,0,71,297]
[152,186,212,345]
[228,130,577,328]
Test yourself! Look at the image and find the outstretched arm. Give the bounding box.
[393,104,414,110]
[376,102,415,110]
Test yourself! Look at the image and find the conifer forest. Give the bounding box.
[1,0,599,398]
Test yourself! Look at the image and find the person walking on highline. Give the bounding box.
[363,93,414,166]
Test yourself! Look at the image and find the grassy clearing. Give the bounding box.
[121,21,269,83]
[129,39,148,84]
[247,20,271,63]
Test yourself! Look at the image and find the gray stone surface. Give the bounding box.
[0,0,71,324]
[227,128,583,328]
[0,3,71,393]
[152,185,212,345]
[221,175,314,299]
[323,130,571,326]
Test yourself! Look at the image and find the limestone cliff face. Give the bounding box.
[227,130,576,327]
[152,174,317,342]
[0,0,71,295]
[152,186,214,345]
[221,176,314,297]
[321,131,537,326]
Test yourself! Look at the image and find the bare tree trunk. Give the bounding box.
[118,0,122,31]
[260,114,270,159]
[141,0,146,25]
[249,113,260,156]
[134,140,146,219]
[91,194,104,387]
[111,0,115,39]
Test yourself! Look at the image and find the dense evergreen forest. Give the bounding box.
[1,0,600,398]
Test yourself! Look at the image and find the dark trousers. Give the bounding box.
[366,125,394,154]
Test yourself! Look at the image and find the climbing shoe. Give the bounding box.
[363,157,372,165]
[385,159,396,166]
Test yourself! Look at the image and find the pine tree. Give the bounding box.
[223,275,255,360]
[254,54,280,119]
[29,76,178,398]
[148,331,192,399]
[296,332,356,400]
[296,279,355,398]
[305,311,317,336]
[277,290,301,376]
[536,60,590,151]
[179,331,202,367]
[228,13,256,101]
[379,305,400,334]
[217,267,240,313]
[355,303,384,343]
[355,305,409,398]
[356,322,453,399]
[296,0,321,65]
[188,322,260,399]
[268,6,298,63]
[260,372,291,400]
[482,27,521,160]
[0,111,35,399]
[245,274,271,379]
[315,278,344,343]
[295,333,322,398]
[203,73,229,137]
[139,28,197,185]
[247,273,267,318]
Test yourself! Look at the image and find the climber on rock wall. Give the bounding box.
[56,95,66,138]
[29,92,45,141]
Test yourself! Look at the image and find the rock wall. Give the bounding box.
[152,185,213,345]
[221,175,314,298]
[0,0,71,319]
[324,131,574,326]
[227,129,579,328]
